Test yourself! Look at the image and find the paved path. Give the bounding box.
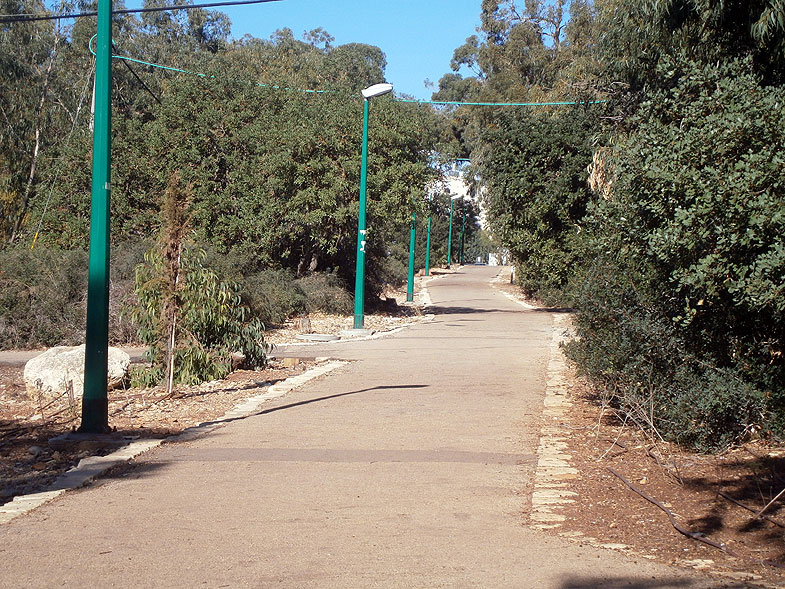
[0,267,721,587]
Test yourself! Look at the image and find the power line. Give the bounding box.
[396,98,606,107]
[119,53,163,104]
[88,42,606,106]
[92,35,604,107]
[0,0,282,24]
[88,35,331,96]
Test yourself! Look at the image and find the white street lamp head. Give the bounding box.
[362,83,393,99]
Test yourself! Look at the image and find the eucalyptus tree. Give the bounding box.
[433,1,603,303]
[598,0,785,92]
[1,0,62,243]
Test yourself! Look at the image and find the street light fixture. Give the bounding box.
[353,82,393,330]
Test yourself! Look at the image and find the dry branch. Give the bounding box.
[608,467,785,570]
[717,491,785,528]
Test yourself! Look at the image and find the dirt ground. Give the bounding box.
[491,270,785,587]
[552,381,785,587]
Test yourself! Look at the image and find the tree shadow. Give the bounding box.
[558,576,742,588]
[651,451,785,565]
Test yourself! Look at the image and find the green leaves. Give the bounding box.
[481,105,601,299]
[133,246,269,386]
[567,58,785,450]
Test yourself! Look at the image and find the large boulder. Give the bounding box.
[24,345,130,401]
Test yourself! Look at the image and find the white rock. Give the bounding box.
[24,345,130,401]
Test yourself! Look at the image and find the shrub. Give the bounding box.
[568,58,785,451]
[242,269,307,325]
[110,239,150,345]
[131,247,269,387]
[481,105,600,300]
[0,247,88,349]
[296,272,353,315]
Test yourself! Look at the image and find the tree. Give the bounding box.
[1,0,60,243]
[597,0,785,91]
[569,58,785,449]
[481,105,600,299]
[132,175,268,388]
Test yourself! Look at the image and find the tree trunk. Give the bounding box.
[10,31,59,243]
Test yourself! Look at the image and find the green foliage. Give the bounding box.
[0,246,87,348]
[597,0,785,90]
[132,247,268,386]
[567,58,785,450]
[481,105,600,300]
[0,241,148,350]
[463,229,497,264]
[242,269,307,325]
[296,273,354,315]
[4,20,438,306]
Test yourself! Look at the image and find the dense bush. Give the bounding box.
[109,240,150,345]
[0,241,154,350]
[481,106,600,302]
[296,272,354,315]
[567,59,785,450]
[0,247,88,349]
[242,269,307,326]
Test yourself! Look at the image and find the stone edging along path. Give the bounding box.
[530,312,580,530]
[490,273,629,537]
[487,272,581,531]
[0,360,347,525]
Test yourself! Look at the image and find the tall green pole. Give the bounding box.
[424,213,431,277]
[79,0,112,433]
[352,98,371,329]
[460,201,466,265]
[447,197,454,267]
[406,211,416,302]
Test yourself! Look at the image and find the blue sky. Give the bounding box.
[218,0,482,100]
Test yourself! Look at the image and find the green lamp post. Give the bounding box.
[353,82,393,330]
[446,194,461,268]
[406,211,416,302]
[459,199,467,265]
[79,0,113,433]
[424,203,432,277]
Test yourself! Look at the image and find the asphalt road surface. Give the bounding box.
[0,266,723,587]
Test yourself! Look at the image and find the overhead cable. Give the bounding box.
[396,98,606,107]
[0,0,282,24]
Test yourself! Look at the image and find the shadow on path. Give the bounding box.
[558,576,738,589]
[197,384,430,430]
[431,304,573,315]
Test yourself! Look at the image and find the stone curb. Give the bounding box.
[530,313,579,530]
[485,271,579,528]
[0,360,347,524]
